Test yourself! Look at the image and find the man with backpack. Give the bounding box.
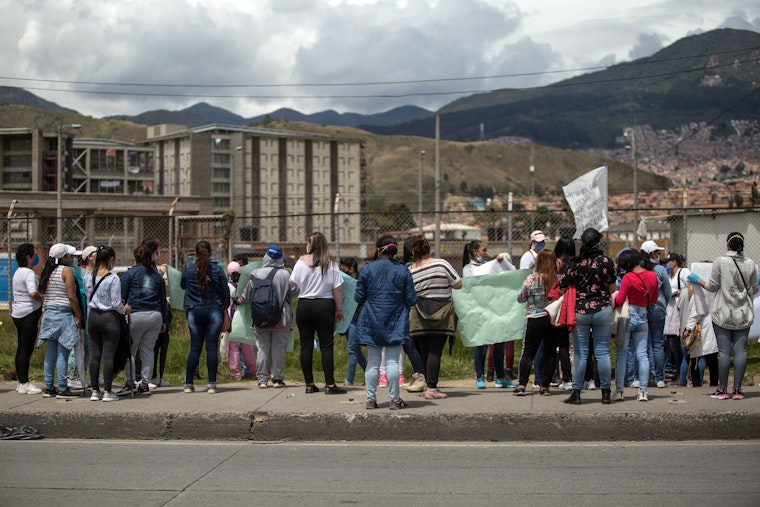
[236,246,299,389]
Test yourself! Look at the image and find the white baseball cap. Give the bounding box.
[640,240,665,254]
[49,243,76,259]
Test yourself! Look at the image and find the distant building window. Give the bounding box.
[212,138,230,150]
[212,197,230,208]
[2,154,32,167]
[212,182,230,193]
[2,137,32,151]
[2,171,32,184]
[212,167,230,179]
[211,153,230,164]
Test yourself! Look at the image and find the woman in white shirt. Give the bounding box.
[11,243,43,395]
[663,252,691,386]
[290,232,346,395]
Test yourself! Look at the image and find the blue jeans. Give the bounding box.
[185,304,224,385]
[44,340,72,391]
[615,305,649,393]
[474,342,505,379]
[571,306,613,390]
[647,305,666,382]
[366,345,402,403]
[346,323,367,383]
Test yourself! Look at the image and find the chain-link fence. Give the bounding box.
[3,207,757,280]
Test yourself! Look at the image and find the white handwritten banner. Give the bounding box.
[562,165,609,239]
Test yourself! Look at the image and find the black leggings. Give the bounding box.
[13,307,43,384]
[88,309,121,392]
[404,337,425,374]
[416,333,449,388]
[297,298,337,386]
[518,315,562,389]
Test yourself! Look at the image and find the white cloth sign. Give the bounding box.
[562,166,609,239]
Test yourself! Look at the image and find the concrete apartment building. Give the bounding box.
[1,124,365,258]
[141,123,366,247]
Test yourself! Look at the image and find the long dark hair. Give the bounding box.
[195,240,211,290]
[553,238,575,264]
[373,234,398,260]
[638,249,655,271]
[462,240,482,268]
[38,256,59,294]
[90,246,116,287]
[15,243,35,267]
[133,244,153,270]
[617,249,640,273]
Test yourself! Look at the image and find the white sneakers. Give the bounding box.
[16,382,42,395]
[102,391,119,402]
[90,391,102,401]
[656,380,666,388]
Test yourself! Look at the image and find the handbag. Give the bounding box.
[681,322,701,349]
[544,295,564,326]
[612,300,630,348]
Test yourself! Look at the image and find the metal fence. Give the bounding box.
[3,207,758,276]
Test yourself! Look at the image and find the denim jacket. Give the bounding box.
[181,262,230,310]
[121,264,168,323]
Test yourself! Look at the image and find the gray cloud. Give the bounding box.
[0,0,757,118]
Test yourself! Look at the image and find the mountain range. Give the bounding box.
[1,28,759,152]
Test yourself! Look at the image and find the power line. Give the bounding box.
[0,47,760,99]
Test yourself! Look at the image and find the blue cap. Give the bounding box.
[266,245,282,259]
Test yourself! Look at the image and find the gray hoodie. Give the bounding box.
[239,254,299,330]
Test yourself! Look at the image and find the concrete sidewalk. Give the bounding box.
[1,381,758,441]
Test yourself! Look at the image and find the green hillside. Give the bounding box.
[366,28,760,148]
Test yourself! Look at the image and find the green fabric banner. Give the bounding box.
[452,269,531,347]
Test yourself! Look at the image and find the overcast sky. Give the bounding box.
[1,0,758,119]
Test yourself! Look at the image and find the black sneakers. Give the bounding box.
[42,387,58,398]
[56,389,80,400]
[325,385,347,395]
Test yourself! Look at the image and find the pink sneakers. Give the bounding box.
[421,389,447,399]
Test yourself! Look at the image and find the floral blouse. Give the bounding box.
[559,254,616,314]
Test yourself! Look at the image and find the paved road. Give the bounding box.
[2,381,759,441]
[1,440,758,506]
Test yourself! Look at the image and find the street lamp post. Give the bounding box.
[7,200,17,312]
[56,124,81,242]
[624,127,638,244]
[418,150,425,235]
[529,160,535,231]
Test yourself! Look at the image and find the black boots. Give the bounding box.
[564,389,582,405]
[601,389,611,404]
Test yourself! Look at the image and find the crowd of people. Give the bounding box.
[9,228,759,407]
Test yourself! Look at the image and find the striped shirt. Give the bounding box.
[409,258,461,300]
[42,265,70,308]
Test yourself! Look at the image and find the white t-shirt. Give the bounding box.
[519,249,537,269]
[669,267,691,294]
[290,258,343,299]
[12,267,42,318]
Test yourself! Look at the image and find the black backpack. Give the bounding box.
[249,267,282,328]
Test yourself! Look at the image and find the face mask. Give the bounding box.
[664,265,673,276]
[535,242,545,251]
[31,254,40,267]
[476,256,484,264]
